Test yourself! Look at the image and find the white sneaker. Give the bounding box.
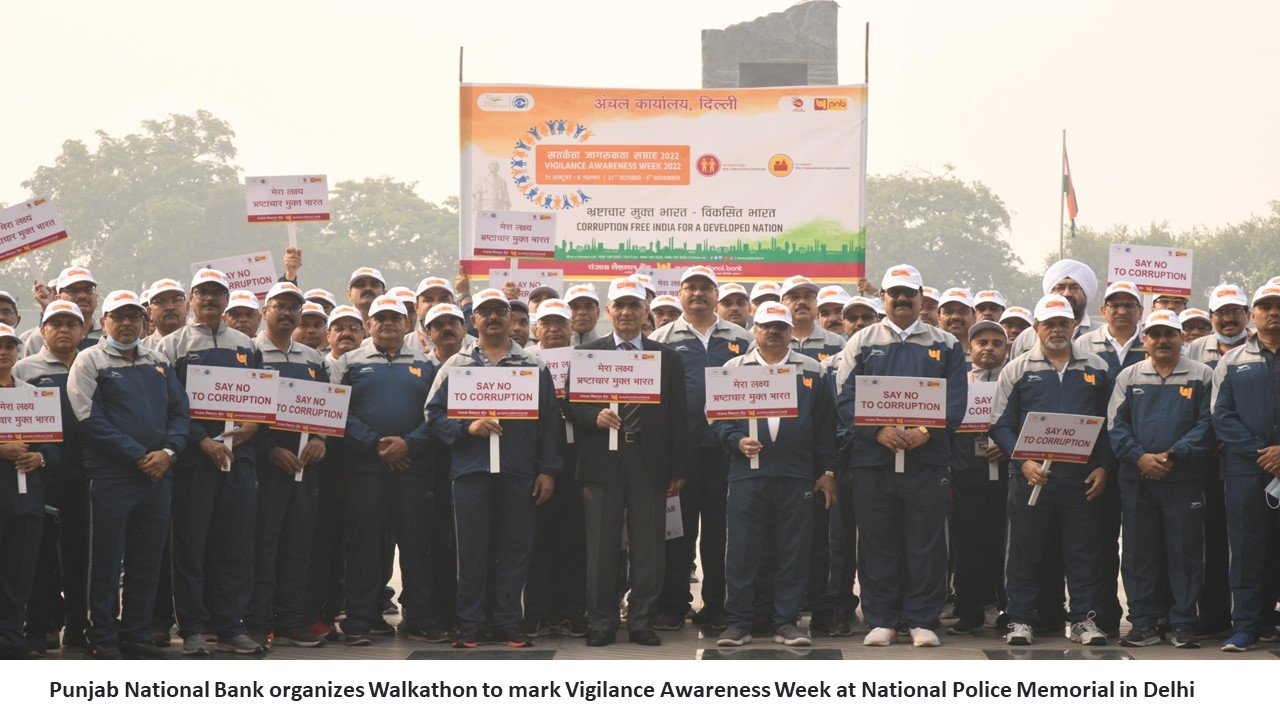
[863,627,897,646]
[1006,623,1034,645]
[909,627,940,647]
[1069,614,1107,646]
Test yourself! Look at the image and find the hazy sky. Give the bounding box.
[5,0,1278,270]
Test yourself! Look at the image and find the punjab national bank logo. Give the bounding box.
[695,154,720,177]
[769,154,793,178]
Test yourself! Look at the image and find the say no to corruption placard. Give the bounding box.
[569,350,662,403]
[704,365,798,419]
[189,252,279,300]
[186,366,278,423]
[853,376,948,427]
[1011,412,1105,464]
[273,378,350,436]
[446,367,540,419]
[960,380,997,432]
[246,175,330,223]
[1108,243,1193,297]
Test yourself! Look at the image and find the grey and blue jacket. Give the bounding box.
[329,341,437,471]
[1073,324,1146,389]
[253,334,329,458]
[710,350,837,482]
[14,348,82,483]
[1211,336,1280,476]
[1108,356,1215,482]
[649,316,753,450]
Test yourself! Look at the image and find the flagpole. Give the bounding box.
[1059,129,1066,260]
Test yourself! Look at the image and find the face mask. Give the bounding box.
[1215,329,1247,345]
[105,336,140,351]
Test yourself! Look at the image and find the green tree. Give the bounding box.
[866,167,1040,304]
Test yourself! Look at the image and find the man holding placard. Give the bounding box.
[246,283,330,649]
[947,320,1010,636]
[328,294,441,647]
[710,302,837,648]
[567,278,688,648]
[1211,282,1280,652]
[0,322,59,660]
[1108,310,1214,649]
[15,301,87,655]
[833,264,967,648]
[426,287,561,649]
[649,266,751,633]
[156,268,266,656]
[69,292,188,660]
[990,294,1112,647]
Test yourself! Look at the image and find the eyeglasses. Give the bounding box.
[268,303,303,315]
[884,287,919,299]
[1212,307,1246,318]
[106,311,144,323]
[1105,302,1139,311]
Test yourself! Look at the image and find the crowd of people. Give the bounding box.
[0,246,1278,659]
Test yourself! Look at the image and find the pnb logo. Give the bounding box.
[1179,386,1193,399]
[927,349,941,361]
[814,97,847,111]
[802,377,813,388]
[1083,373,1096,386]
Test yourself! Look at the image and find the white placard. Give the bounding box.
[568,349,662,403]
[273,378,350,437]
[535,346,574,399]
[474,210,556,259]
[852,376,948,428]
[704,365,798,419]
[488,268,564,303]
[665,490,683,540]
[185,366,278,423]
[1107,243,1193,298]
[0,197,68,263]
[0,387,63,442]
[190,252,279,300]
[960,380,997,432]
[633,267,684,297]
[246,175,330,223]
[1011,412,1105,464]
[445,366,541,419]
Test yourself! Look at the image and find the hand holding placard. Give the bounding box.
[1010,412,1105,506]
[853,376,948,474]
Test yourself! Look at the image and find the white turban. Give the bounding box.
[1042,259,1098,303]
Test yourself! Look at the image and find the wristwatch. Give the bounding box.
[162,448,177,461]
[38,453,46,468]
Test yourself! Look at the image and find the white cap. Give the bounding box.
[651,294,682,311]
[0,291,15,307]
[752,301,794,327]
[225,290,260,311]
[423,303,465,326]
[968,320,1007,341]
[1208,283,1248,311]
[265,282,306,304]
[326,305,363,328]
[190,267,230,291]
[607,277,647,302]
[973,290,1007,308]
[780,275,819,298]
[680,265,718,285]
[750,281,782,301]
[1179,308,1211,326]
[415,277,454,298]
[149,278,186,298]
[922,286,941,303]
[1270,276,1280,286]
[305,288,337,307]
[349,267,386,286]
[103,290,145,313]
[388,286,416,305]
[1103,281,1141,302]
[140,289,152,305]
[1252,283,1280,305]
[1143,309,1182,333]
[939,287,974,309]
[564,284,600,305]
[842,295,877,314]
[533,298,572,322]
[630,273,656,295]
[41,299,84,324]
[1000,306,1033,326]
[718,282,748,299]
[300,302,328,319]
[816,285,851,308]
[881,264,923,292]
[54,266,96,291]
[472,287,510,309]
[529,283,560,300]
[1033,295,1076,322]
[0,323,16,342]
[369,294,407,316]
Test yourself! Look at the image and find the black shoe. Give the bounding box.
[23,636,46,658]
[492,626,533,648]
[1119,626,1163,647]
[274,626,327,648]
[120,640,167,659]
[150,627,172,648]
[692,608,728,632]
[555,618,589,638]
[895,621,910,636]
[452,628,482,649]
[654,610,685,631]
[830,607,856,637]
[629,629,662,646]
[344,633,371,647]
[380,597,399,616]
[88,642,123,660]
[946,618,982,636]
[400,626,451,643]
[809,609,834,635]
[1171,626,1200,649]
[369,618,396,636]
[585,630,615,647]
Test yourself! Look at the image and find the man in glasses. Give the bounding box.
[142,279,189,350]
[22,266,103,355]
[155,269,265,656]
[1011,259,1099,358]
